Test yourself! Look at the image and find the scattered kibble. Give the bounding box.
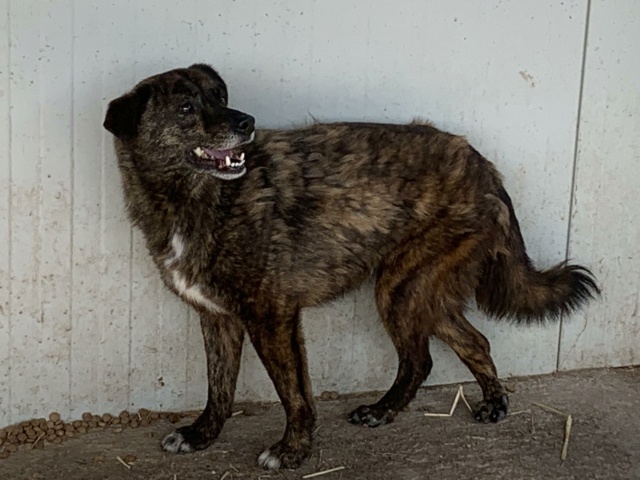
[0,408,197,460]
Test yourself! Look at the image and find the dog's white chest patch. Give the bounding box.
[164,231,226,314]
[164,233,185,267]
[170,270,226,314]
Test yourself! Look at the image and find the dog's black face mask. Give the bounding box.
[104,64,255,181]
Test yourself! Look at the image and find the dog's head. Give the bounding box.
[104,64,254,181]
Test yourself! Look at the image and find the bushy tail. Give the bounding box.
[476,187,600,323]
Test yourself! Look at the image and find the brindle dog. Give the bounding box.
[103,64,599,470]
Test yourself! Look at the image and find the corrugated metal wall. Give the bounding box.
[0,0,638,426]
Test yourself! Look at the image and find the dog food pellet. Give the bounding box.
[49,412,61,423]
[320,390,339,400]
[0,450,11,459]
[51,437,62,445]
[119,410,130,419]
[82,413,92,422]
[111,417,120,425]
[123,454,137,464]
[76,426,87,434]
[72,420,83,429]
[102,413,113,423]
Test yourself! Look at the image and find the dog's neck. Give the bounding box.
[114,145,235,256]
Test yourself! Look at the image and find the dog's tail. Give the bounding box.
[475,187,600,324]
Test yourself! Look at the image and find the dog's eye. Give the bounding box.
[179,101,195,114]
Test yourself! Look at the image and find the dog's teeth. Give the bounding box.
[194,147,204,157]
[240,152,245,161]
[225,156,231,166]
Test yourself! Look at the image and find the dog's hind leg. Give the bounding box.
[348,264,435,427]
[434,311,508,423]
[246,304,316,470]
[162,311,244,453]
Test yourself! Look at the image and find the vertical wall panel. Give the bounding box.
[8,0,73,420]
[70,2,135,418]
[560,0,640,370]
[0,0,11,427]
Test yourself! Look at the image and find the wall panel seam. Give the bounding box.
[557,0,593,371]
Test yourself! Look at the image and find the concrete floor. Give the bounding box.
[1,367,638,480]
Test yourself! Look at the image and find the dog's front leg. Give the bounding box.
[246,305,316,470]
[162,311,244,453]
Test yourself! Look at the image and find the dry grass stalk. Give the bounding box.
[116,456,131,470]
[424,385,473,418]
[531,402,566,417]
[29,432,45,449]
[561,414,573,461]
[302,466,346,478]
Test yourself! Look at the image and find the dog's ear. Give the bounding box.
[103,84,152,139]
[189,63,228,104]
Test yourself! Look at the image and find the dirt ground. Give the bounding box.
[1,367,638,480]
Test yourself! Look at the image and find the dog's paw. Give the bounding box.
[162,431,195,453]
[257,441,311,470]
[161,423,216,453]
[474,394,509,423]
[347,404,395,427]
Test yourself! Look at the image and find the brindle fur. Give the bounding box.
[103,64,599,470]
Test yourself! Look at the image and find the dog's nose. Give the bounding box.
[237,114,255,134]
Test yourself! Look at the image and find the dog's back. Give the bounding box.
[242,122,503,302]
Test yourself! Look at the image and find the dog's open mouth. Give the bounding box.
[189,147,247,180]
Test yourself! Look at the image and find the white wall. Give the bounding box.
[0,0,637,426]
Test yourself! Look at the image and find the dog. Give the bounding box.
[103,64,599,470]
